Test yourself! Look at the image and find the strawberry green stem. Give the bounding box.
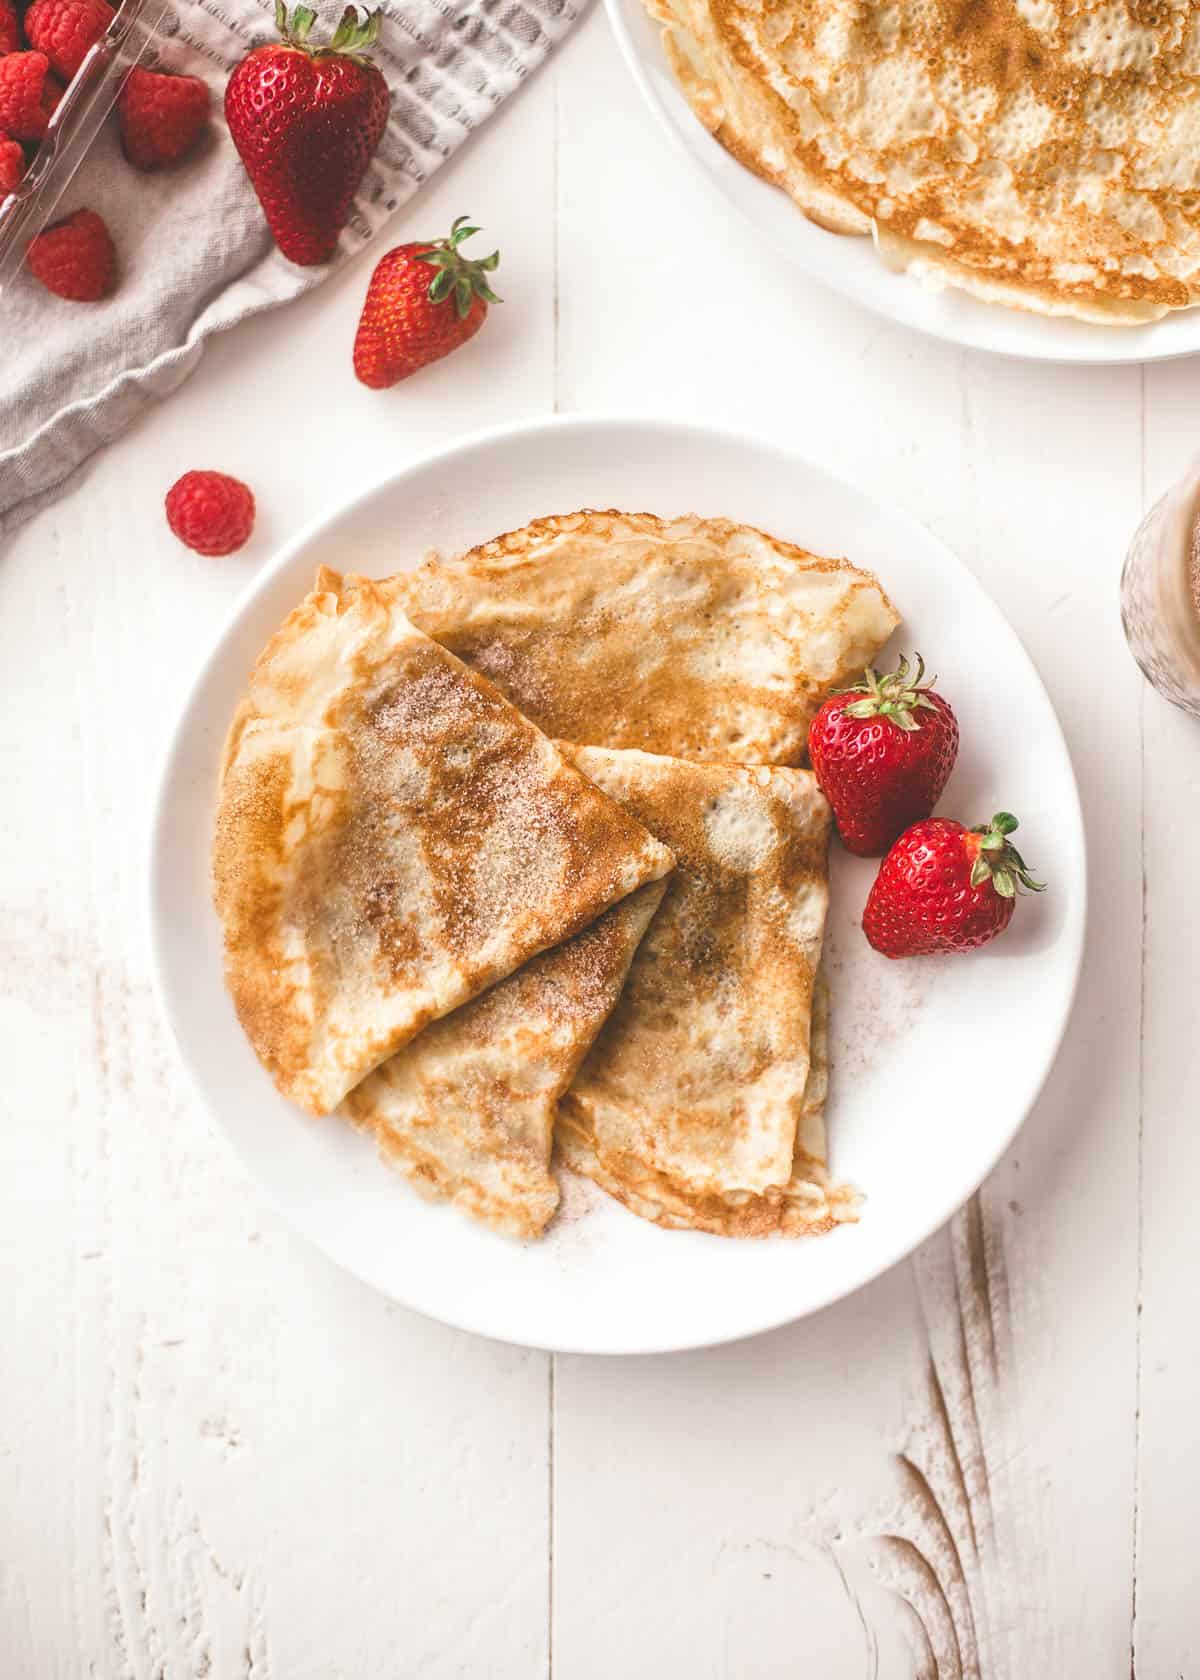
[841,653,939,734]
[273,2,381,59]
[415,215,502,319]
[968,813,1045,898]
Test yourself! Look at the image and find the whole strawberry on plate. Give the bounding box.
[353,215,501,387]
[809,653,958,856]
[225,1,389,267]
[863,812,1044,958]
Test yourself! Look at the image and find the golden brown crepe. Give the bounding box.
[386,510,898,765]
[212,571,675,1117]
[558,971,860,1236]
[646,0,1200,322]
[342,880,668,1239]
[555,747,850,1235]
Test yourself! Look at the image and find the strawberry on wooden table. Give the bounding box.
[225,1,389,267]
[863,812,1044,959]
[353,215,501,388]
[118,66,211,170]
[808,653,959,856]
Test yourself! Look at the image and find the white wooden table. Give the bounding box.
[3,9,1197,1673]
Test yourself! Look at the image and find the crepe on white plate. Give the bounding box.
[557,746,855,1237]
[389,509,898,766]
[213,570,675,1117]
[342,879,668,1239]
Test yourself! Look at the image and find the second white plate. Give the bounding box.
[150,416,1086,1354]
[606,0,1200,365]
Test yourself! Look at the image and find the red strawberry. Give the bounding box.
[0,51,50,141]
[24,0,113,81]
[26,205,114,298]
[225,2,389,267]
[118,66,210,170]
[863,812,1044,959]
[0,2,22,55]
[0,134,23,193]
[353,216,500,388]
[808,653,959,856]
[165,470,255,556]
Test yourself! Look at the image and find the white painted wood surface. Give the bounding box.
[1,8,1195,1673]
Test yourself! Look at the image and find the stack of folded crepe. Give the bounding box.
[213,511,898,1240]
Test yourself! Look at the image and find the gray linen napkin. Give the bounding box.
[0,0,581,533]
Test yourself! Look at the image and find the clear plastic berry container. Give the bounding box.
[0,0,166,291]
[1121,455,1200,718]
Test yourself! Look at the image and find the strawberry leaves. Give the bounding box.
[274,1,381,59]
[842,653,940,734]
[968,812,1045,897]
[416,214,502,319]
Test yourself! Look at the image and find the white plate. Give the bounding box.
[606,0,1200,365]
[149,416,1085,1354]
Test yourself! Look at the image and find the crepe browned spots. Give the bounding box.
[558,971,860,1237]
[647,0,1200,322]
[556,747,852,1235]
[212,572,675,1117]
[386,510,898,766]
[342,880,668,1239]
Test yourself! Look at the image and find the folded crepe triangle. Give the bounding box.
[556,746,858,1236]
[343,878,669,1238]
[558,967,860,1236]
[212,571,675,1116]
[385,511,899,765]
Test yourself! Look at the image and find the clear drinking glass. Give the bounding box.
[1121,457,1200,718]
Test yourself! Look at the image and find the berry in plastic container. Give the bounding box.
[0,0,166,293]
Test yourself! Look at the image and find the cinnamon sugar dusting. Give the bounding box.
[386,510,897,766]
[212,571,674,1118]
[557,747,836,1225]
[212,506,867,1244]
[342,880,667,1239]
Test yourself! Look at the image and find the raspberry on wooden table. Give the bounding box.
[118,67,210,171]
[26,208,115,300]
[165,472,256,557]
[0,52,52,142]
[24,0,114,81]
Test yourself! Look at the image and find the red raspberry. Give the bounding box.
[0,52,50,142]
[0,2,22,55]
[41,70,64,118]
[26,207,115,300]
[165,471,256,556]
[118,67,210,170]
[0,135,23,195]
[24,0,113,80]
